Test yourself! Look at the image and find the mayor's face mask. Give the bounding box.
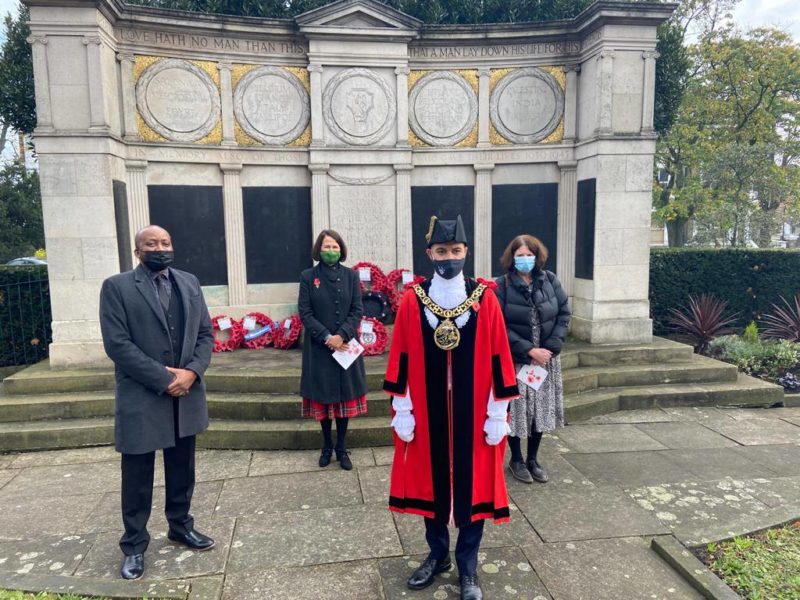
[432,258,465,280]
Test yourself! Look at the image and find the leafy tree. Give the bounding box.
[0,163,43,262]
[0,4,35,143]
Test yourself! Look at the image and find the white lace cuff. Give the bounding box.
[392,392,413,412]
[483,417,510,446]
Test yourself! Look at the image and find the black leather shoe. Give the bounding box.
[407,556,452,590]
[120,553,144,580]
[527,459,549,483]
[460,574,483,600]
[510,460,534,483]
[319,447,333,467]
[336,449,353,471]
[167,529,215,551]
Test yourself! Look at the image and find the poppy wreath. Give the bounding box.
[357,317,388,356]
[211,315,244,353]
[241,312,276,350]
[385,269,425,313]
[362,290,392,323]
[273,314,303,349]
[352,261,388,294]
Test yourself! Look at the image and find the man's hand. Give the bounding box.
[166,367,197,397]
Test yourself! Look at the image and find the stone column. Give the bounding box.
[556,160,578,297]
[125,160,149,264]
[394,164,413,268]
[477,68,491,148]
[82,35,109,132]
[596,50,615,135]
[27,35,53,132]
[474,163,494,278]
[116,52,138,140]
[218,61,237,146]
[310,163,330,234]
[641,51,659,133]
[563,64,580,143]
[395,66,410,147]
[220,163,247,307]
[308,63,324,147]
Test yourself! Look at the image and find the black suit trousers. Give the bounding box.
[424,517,485,577]
[120,398,196,556]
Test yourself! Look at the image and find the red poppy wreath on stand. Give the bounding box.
[273,314,303,349]
[352,261,388,294]
[211,315,244,352]
[357,317,388,356]
[241,312,276,350]
[386,268,425,313]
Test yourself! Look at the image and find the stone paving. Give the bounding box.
[0,406,799,599]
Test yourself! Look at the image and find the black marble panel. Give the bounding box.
[411,186,475,277]
[147,185,227,286]
[242,187,312,284]
[491,183,558,277]
[575,178,596,280]
[112,180,132,272]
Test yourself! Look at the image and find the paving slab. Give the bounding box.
[510,484,668,542]
[215,470,362,517]
[661,407,737,424]
[227,505,402,571]
[0,460,121,497]
[506,454,594,488]
[554,424,668,453]
[379,546,552,600]
[0,492,104,541]
[524,537,703,600]
[626,478,773,542]
[0,533,97,577]
[0,572,190,600]
[745,476,800,508]
[358,465,391,504]
[0,469,18,490]
[564,451,691,487]
[536,432,575,456]
[661,447,779,481]
[731,443,800,476]
[82,481,223,535]
[704,417,800,445]
[718,407,785,420]
[75,517,236,580]
[188,575,223,600]
[223,560,384,600]
[392,503,542,555]
[7,446,119,468]
[634,421,740,449]
[371,446,394,466]
[249,448,375,475]
[585,408,682,424]
[0,455,18,469]
[683,502,800,547]
[782,415,800,427]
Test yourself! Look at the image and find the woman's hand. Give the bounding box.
[326,334,345,351]
[528,347,552,366]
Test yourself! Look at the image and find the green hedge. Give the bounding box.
[650,248,800,334]
[0,265,51,367]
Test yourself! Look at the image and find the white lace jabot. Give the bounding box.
[424,272,471,329]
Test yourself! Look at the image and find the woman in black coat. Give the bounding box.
[494,235,570,485]
[298,230,368,471]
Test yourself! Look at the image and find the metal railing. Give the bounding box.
[0,267,52,367]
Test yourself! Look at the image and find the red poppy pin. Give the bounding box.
[313,278,321,289]
[472,301,481,312]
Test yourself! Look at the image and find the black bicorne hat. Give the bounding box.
[425,215,468,248]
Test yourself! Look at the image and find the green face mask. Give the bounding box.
[320,250,341,266]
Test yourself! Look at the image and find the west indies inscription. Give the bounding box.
[490,67,564,144]
[409,71,477,146]
[323,68,396,146]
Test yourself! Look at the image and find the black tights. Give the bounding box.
[320,417,349,451]
[508,429,543,464]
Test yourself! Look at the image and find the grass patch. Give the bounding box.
[695,520,800,599]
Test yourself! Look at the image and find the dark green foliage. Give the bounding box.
[665,293,739,354]
[0,5,35,134]
[650,248,800,334]
[0,164,43,263]
[0,265,51,367]
[654,22,689,135]
[761,295,800,342]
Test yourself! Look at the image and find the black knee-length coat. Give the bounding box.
[298,262,368,404]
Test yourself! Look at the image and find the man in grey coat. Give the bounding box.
[99,225,215,580]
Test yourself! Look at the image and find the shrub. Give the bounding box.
[709,335,800,379]
[761,294,800,342]
[665,294,739,354]
[743,321,760,344]
[0,265,51,367]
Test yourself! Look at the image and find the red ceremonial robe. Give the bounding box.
[384,278,518,527]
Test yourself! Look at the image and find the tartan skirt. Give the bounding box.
[301,395,368,421]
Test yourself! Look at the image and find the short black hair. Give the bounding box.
[311,229,348,263]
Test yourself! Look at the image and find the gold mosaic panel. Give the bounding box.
[408,69,478,148]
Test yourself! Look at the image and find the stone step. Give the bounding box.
[560,338,694,370]
[0,417,115,452]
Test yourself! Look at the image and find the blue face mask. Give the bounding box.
[514,256,536,273]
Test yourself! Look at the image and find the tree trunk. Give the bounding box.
[666,218,690,246]
[0,123,8,155]
[17,131,26,166]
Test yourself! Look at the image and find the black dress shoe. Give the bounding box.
[407,556,452,590]
[319,447,333,468]
[167,529,215,551]
[120,553,144,580]
[527,459,549,483]
[336,449,353,471]
[460,574,483,600]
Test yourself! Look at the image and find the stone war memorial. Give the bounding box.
[25,0,675,368]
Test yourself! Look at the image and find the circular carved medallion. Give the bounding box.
[136,58,220,142]
[409,71,477,146]
[323,68,396,146]
[490,67,564,144]
[234,67,310,145]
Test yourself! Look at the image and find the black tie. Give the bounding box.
[156,274,170,312]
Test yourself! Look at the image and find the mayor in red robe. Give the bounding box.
[383,215,518,600]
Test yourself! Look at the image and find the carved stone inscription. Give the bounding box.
[136,58,220,142]
[329,184,396,268]
[409,71,477,146]
[234,66,310,145]
[490,67,564,144]
[323,68,396,146]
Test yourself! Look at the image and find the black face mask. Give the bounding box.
[141,250,174,271]
[432,258,465,280]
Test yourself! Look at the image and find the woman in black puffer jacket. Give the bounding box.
[494,235,570,485]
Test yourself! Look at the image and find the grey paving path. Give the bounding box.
[0,406,799,599]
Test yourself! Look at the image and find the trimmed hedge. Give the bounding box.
[650,248,800,334]
[0,265,51,367]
